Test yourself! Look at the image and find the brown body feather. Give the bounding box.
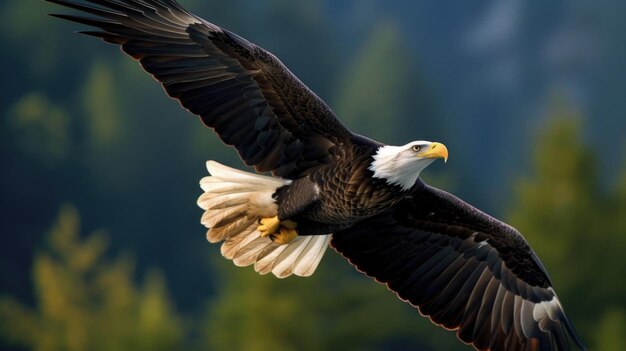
[275,143,409,235]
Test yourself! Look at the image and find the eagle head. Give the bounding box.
[369,141,448,190]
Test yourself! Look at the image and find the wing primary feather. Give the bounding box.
[457,266,491,344]
[472,276,499,348]
[49,0,356,179]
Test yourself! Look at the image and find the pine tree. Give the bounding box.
[7,93,70,167]
[0,205,184,351]
[334,21,439,144]
[507,100,626,345]
[204,249,465,351]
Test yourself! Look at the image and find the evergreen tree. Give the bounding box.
[508,105,595,292]
[508,101,626,345]
[204,251,464,351]
[334,21,439,144]
[0,205,184,351]
[6,93,71,167]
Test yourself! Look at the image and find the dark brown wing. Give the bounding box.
[332,183,586,351]
[48,0,355,178]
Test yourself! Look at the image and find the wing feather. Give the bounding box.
[48,0,358,178]
[332,184,586,351]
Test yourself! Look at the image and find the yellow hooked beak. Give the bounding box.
[418,142,448,163]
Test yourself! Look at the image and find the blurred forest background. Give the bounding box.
[1,0,625,350]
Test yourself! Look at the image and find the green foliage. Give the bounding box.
[204,253,463,351]
[0,205,184,351]
[6,92,70,167]
[509,106,595,283]
[593,309,626,351]
[508,101,626,347]
[206,263,325,351]
[335,22,413,142]
[83,61,124,153]
[334,19,440,147]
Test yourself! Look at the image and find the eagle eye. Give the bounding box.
[412,145,421,152]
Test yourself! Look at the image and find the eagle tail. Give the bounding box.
[197,161,331,278]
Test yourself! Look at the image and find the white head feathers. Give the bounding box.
[369,141,445,190]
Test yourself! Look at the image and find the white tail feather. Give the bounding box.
[198,161,331,278]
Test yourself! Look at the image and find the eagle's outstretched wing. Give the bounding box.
[332,183,586,351]
[49,0,354,178]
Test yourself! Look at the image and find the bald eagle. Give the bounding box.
[49,1,586,350]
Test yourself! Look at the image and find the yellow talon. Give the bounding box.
[258,216,280,237]
[258,217,298,244]
[270,227,298,245]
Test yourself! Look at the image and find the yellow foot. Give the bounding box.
[258,216,280,237]
[270,227,298,245]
